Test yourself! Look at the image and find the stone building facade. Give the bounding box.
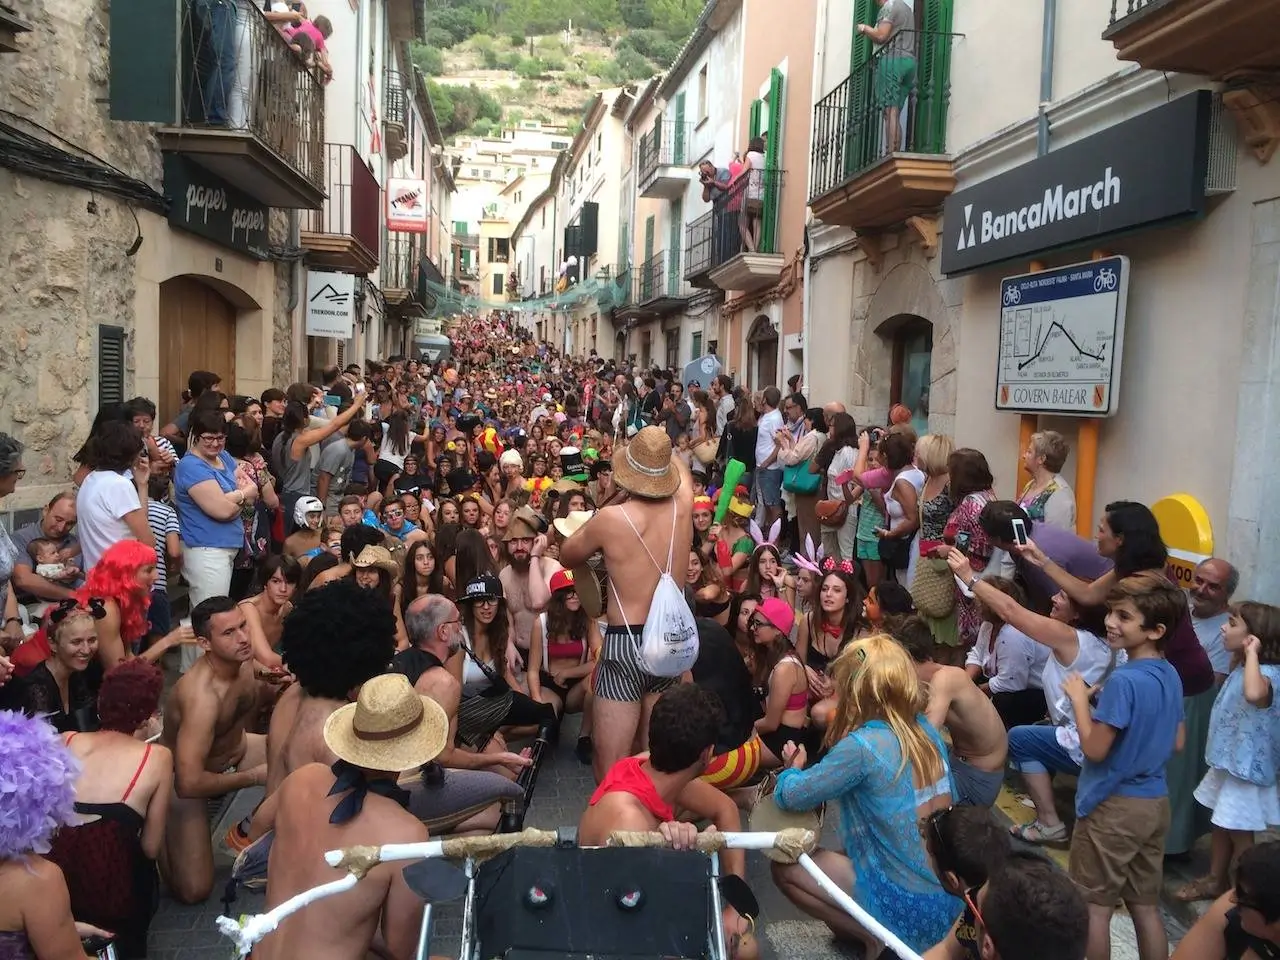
[0,0,298,514]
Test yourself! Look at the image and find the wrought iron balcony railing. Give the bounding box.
[685,210,713,279]
[302,143,380,255]
[638,119,693,192]
[384,69,409,127]
[708,167,785,267]
[809,28,957,201]
[180,0,325,191]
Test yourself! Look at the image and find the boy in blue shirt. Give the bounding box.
[1064,570,1186,960]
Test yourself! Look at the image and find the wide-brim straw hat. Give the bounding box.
[549,477,584,496]
[351,544,398,575]
[323,674,449,773]
[614,426,680,499]
[503,506,543,541]
[553,509,595,540]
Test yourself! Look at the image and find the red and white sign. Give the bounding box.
[386,178,429,232]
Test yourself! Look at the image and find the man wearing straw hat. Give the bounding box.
[499,505,562,657]
[559,425,693,781]
[251,673,448,960]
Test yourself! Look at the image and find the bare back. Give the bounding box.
[596,494,693,625]
[267,689,344,795]
[924,664,1008,771]
[256,764,428,960]
[161,655,260,773]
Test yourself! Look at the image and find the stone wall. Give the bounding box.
[0,0,294,510]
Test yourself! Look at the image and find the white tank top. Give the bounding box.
[378,427,408,469]
[461,654,493,696]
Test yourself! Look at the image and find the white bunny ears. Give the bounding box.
[793,535,825,573]
[749,518,783,553]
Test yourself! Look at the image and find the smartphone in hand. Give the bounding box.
[1010,518,1029,546]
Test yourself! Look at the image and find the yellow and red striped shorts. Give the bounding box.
[701,734,763,790]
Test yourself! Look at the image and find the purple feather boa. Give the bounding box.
[0,710,80,859]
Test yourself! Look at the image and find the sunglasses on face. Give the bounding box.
[384,509,404,519]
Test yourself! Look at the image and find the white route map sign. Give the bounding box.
[996,256,1130,416]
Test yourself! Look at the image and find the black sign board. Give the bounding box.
[163,155,270,260]
[941,91,1210,274]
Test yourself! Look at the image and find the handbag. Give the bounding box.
[912,556,957,618]
[783,459,821,495]
[816,499,848,527]
[692,438,719,465]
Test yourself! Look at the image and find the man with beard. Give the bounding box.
[1189,557,1237,680]
[560,426,693,779]
[499,506,561,656]
[159,596,269,903]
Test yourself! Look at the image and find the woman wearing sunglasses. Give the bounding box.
[1172,841,1280,960]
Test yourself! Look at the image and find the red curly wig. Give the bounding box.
[77,540,156,643]
[97,659,164,733]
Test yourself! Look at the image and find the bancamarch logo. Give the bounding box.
[955,167,1123,252]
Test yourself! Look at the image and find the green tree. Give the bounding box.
[619,0,654,29]
[409,40,445,76]
[515,56,546,79]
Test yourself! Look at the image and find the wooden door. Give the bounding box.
[159,276,236,425]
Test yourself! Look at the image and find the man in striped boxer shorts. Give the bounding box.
[559,426,694,782]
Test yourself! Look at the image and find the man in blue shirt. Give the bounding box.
[1064,571,1186,960]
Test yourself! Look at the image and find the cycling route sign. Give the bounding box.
[995,256,1130,417]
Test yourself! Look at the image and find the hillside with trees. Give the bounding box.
[411,0,702,139]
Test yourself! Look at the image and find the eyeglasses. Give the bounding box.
[8,468,26,479]
[963,885,998,953]
[198,434,227,444]
[747,616,770,632]
[384,510,404,519]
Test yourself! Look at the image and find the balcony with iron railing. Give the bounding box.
[1104,0,1280,79]
[300,143,380,273]
[636,250,690,313]
[706,168,786,294]
[384,69,409,162]
[109,0,326,208]
[684,211,715,288]
[809,29,958,255]
[638,119,695,200]
[383,235,417,303]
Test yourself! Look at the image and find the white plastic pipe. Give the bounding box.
[216,873,358,957]
[796,852,924,960]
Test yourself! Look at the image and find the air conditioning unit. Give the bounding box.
[1205,91,1238,196]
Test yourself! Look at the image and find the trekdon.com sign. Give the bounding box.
[942,91,1211,274]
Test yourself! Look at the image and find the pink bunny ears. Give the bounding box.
[749,518,783,553]
[822,556,855,575]
[793,534,825,574]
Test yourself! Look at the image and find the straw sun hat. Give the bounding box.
[323,674,449,773]
[613,426,680,499]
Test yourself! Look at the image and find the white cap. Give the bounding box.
[542,393,553,403]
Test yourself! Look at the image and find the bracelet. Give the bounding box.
[3,617,21,625]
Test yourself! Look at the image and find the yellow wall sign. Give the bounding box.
[1151,494,1214,589]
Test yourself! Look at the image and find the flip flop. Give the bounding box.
[1010,819,1068,844]
[1173,878,1226,902]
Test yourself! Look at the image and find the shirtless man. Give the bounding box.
[159,595,269,903]
[252,674,448,960]
[578,684,754,959]
[893,616,1008,807]
[560,426,692,780]
[498,506,560,656]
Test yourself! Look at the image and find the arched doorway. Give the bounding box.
[876,315,933,436]
[748,314,778,389]
[159,276,237,424]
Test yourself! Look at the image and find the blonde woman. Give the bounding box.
[912,434,961,660]
[769,634,960,957]
[1018,430,1076,531]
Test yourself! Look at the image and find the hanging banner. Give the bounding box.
[387,178,429,232]
[306,271,356,338]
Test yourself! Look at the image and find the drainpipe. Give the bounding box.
[288,210,305,382]
[1037,0,1057,156]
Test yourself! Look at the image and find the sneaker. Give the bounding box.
[575,735,593,765]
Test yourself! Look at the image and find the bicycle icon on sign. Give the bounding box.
[1003,286,1021,306]
[1094,267,1118,292]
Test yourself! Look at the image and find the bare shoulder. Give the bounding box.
[578,793,651,845]
[416,667,460,711]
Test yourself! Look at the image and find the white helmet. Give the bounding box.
[294,496,324,529]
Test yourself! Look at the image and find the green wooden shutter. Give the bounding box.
[761,68,784,254]
[643,215,655,298]
[847,0,877,176]
[109,0,179,122]
[913,0,954,154]
[673,92,687,163]
[749,99,763,139]
[668,198,683,296]
[98,325,126,408]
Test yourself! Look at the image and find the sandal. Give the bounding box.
[1173,877,1226,902]
[1010,819,1068,844]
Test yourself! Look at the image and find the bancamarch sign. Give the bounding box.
[941,90,1211,275]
